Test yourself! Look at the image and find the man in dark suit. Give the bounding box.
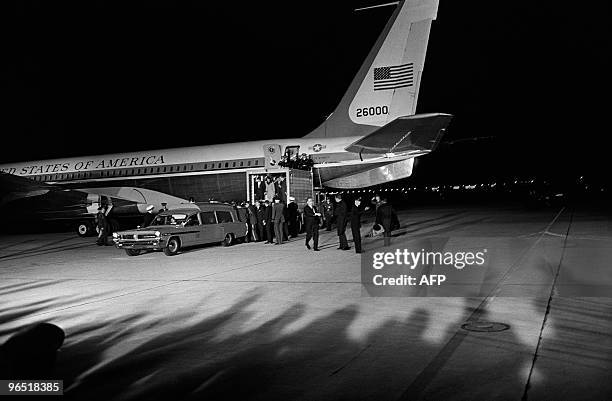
[271,197,286,245]
[376,197,399,246]
[96,206,110,246]
[287,196,299,238]
[323,198,334,231]
[245,201,259,242]
[263,200,274,243]
[255,201,266,242]
[333,194,350,250]
[303,197,321,251]
[277,176,287,204]
[349,197,370,253]
[255,177,265,200]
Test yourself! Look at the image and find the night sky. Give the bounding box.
[3,1,610,184]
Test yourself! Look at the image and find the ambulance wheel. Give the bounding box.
[164,237,181,256]
[222,233,234,247]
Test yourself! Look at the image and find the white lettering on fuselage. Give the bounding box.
[4,155,166,177]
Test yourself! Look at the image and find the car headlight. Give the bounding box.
[155,231,161,237]
[112,232,118,238]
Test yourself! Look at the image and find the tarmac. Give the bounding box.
[1,203,611,400]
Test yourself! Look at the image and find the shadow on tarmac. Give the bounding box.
[5,290,607,401]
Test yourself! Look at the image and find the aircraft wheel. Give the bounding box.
[77,221,94,237]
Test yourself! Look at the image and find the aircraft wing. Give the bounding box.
[0,172,132,207]
[1,172,188,217]
[344,113,452,155]
[0,172,55,205]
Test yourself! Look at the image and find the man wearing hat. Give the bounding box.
[142,205,156,228]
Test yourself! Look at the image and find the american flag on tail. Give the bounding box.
[373,62,414,91]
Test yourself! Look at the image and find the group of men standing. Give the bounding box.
[241,193,399,253]
[241,196,300,245]
[331,194,370,253]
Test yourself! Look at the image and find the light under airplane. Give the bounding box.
[0,0,451,235]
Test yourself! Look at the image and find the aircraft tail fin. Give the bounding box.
[305,0,440,139]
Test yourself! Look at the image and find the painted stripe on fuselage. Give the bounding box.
[0,137,364,178]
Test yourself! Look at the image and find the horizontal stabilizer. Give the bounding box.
[344,112,452,154]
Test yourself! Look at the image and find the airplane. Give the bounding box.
[0,0,451,236]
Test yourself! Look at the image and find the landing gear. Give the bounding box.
[77,221,95,237]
